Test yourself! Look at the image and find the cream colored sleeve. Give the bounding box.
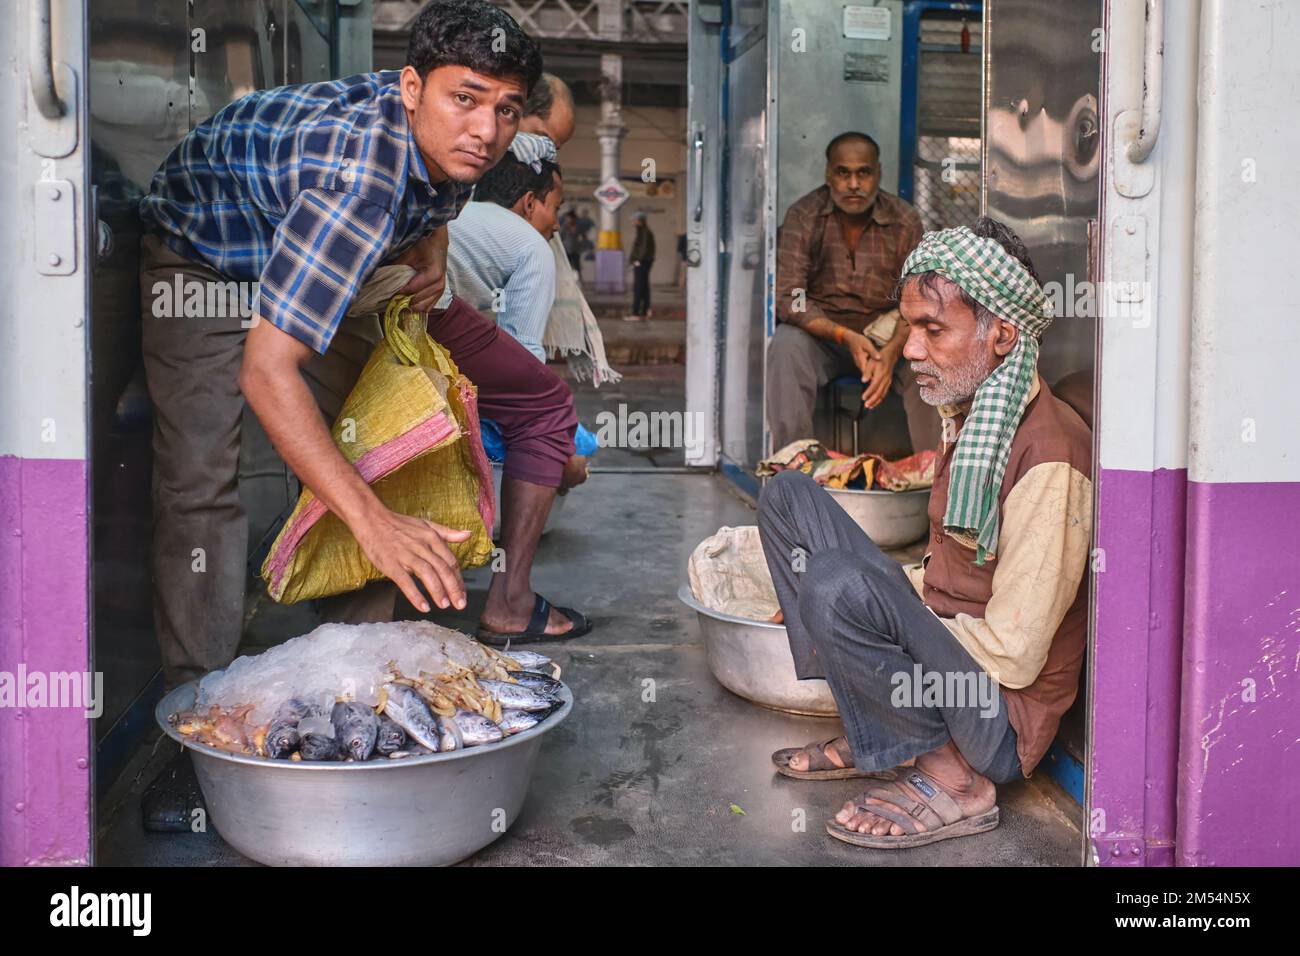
[904,561,926,600]
[939,461,1093,689]
[862,307,902,348]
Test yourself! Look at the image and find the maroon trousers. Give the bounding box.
[430,296,577,488]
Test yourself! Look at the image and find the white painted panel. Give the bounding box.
[1188,0,1300,483]
[0,0,89,461]
[1098,0,1199,474]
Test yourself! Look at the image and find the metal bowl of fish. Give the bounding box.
[825,487,930,548]
[156,675,572,867]
[678,585,838,717]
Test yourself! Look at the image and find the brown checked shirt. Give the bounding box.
[775,185,923,343]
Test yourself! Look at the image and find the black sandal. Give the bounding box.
[477,594,592,646]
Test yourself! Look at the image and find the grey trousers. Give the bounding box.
[765,322,943,455]
[757,469,1024,784]
[140,234,396,689]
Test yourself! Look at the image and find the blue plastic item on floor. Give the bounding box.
[481,419,598,463]
[574,422,599,457]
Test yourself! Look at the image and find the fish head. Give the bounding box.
[437,714,464,752]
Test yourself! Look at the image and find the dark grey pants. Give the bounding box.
[140,235,397,689]
[765,321,942,455]
[757,470,1024,784]
[631,261,652,315]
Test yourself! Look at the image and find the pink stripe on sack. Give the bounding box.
[457,378,496,534]
[266,412,461,593]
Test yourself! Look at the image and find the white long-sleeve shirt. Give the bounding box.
[444,201,555,362]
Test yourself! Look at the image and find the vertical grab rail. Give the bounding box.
[30,0,66,119]
[1126,0,1163,162]
[691,128,705,223]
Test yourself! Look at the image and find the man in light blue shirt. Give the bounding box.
[445,151,563,359]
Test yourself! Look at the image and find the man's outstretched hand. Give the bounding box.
[354,507,471,614]
[396,225,450,312]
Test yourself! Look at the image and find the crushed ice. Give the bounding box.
[196,620,501,724]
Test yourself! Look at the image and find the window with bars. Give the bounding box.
[905,9,983,232]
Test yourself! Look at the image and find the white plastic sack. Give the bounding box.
[688,525,780,621]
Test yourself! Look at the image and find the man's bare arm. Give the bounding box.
[802,314,882,381]
[238,318,469,613]
[397,225,449,312]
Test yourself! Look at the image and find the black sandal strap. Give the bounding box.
[526,594,552,636]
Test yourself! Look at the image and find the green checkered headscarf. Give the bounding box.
[900,226,1052,565]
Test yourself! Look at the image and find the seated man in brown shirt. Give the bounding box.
[758,217,1092,849]
[768,131,940,454]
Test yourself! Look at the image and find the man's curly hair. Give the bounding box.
[405,0,543,93]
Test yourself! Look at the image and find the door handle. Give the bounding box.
[692,128,705,223]
[30,0,65,119]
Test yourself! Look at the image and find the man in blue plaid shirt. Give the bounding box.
[138,2,588,791]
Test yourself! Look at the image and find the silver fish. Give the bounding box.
[266,697,323,759]
[436,713,463,752]
[452,709,505,747]
[507,670,563,696]
[504,650,552,671]
[478,678,555,713]
[299,732,342,761]
[265,719,300,759]
[381,684,442,752]
[388,742,433,759]
[498,709,543,735]
[375,717,406,755]
[331,701,379,761]
[275,697,320,723]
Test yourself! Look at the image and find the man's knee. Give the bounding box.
[801,549,866,602]
[797,548,891,633]
[758,468,818,528]
[766,323,818,377]
[505,362,578,440]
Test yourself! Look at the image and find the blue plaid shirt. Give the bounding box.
[140,71,474,353]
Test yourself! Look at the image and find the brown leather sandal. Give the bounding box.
[770,736,895,781]
[825,769,1001,849]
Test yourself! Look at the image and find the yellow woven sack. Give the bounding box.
[261,281,495,604]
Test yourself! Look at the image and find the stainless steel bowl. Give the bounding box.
[156,681,572,866]
[826,486,930,548]
[678,584,838,717]
[492,463,567,537]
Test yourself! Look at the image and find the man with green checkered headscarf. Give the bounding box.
[757,218,1093,851]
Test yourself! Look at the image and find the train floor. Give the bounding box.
[97,472,1084,867]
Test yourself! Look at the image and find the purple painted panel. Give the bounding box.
[0,456,92,866]
[1179,479,1300,866]
[1091,467,1185,866]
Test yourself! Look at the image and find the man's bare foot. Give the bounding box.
[833,741,995,837]
[785,738,918,774]
[480,593,576,637]
[788,736,851,772]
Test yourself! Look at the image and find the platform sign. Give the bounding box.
[843,5,891,40]
[594,177,631,212]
